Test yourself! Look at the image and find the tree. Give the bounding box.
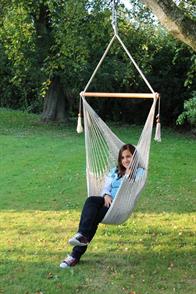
[0,0,91,119]
[0,0,194,125]
[140,0,196,51]
[30,0,91,122]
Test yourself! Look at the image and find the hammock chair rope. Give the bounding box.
[76,1,161,224]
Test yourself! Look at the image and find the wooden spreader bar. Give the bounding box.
[80,92,159,99]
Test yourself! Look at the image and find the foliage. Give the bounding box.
[0,109,195,294]
[122,0,157,25]
[38,0,90,93]
[184,54,196,88]
[176,91,196,127]
[0,0,195,125]
[177,0,196,20]
[0,0,90,111]
[0,1,40,110]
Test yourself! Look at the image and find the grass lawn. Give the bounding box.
[0,108,195,294]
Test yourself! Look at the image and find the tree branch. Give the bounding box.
[140,0,196,51]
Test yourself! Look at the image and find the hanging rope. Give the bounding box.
[76,0,161,143]
[111,0,119,34]
[75,0,161,224]
[76,1,119,134]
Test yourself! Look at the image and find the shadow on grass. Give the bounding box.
[0,248,195,294]
[0,206,195,294]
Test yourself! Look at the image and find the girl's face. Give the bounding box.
[121,149,133,169]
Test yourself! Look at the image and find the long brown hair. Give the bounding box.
[117,144,136,178]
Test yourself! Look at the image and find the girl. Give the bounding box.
[60,143,144,268]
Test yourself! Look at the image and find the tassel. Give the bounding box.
[76,113,83,133]
[154,114,161,142]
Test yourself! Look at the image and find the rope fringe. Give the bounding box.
[154,114,161,142]
[76,113,83,133]
[154,94,161,142]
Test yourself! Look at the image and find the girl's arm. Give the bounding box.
[101,169,116,207]
[101,175,113,197]
[103,194,113,207]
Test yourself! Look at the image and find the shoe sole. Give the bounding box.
[69,239,89,247]
[59,263,69,268]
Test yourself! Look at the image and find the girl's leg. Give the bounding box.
[78,196,106,237]
[71,198,108,260]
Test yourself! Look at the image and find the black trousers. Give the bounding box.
[71,196,109,260]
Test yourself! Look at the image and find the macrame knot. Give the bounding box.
[76,113,83,133]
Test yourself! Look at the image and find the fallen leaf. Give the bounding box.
[47,272,53,279]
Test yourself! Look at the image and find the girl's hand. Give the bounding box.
[104,194,113,207]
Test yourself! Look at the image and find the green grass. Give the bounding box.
[0,108,195,294]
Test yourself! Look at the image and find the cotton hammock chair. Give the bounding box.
[76,1,161,225]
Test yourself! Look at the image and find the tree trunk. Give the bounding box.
[41,76,68,122]
[141,0,196,52]
[32,5,68,122]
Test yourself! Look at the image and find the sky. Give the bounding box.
[121,0,132,10]
[121,0,131,9]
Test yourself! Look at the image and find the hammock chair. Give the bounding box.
[76,1,161,225]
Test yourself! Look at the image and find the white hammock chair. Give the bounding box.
[76,1,161,225]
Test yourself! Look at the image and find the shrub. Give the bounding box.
[176,91,196,129]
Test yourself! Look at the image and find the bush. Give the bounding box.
[176,91,196,129]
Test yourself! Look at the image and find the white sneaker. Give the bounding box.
[59,255,78,268]
[68,232,89,247]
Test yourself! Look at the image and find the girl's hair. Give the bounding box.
[117,144,136,178]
